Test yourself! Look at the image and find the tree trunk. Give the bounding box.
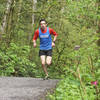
[5,0,16,46]
[17,0,23,22]
[0,0,12,34]
[28,0,37,41]
[32,0,37,26]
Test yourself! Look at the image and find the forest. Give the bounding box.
[0,0,100,99]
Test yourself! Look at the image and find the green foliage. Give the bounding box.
[0,0,100,99]
[0,43,36,77]
[43,0,100,99]
[65,0,97,28]
[48,77,96,100]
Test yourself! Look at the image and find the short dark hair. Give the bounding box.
[39,19,47,24]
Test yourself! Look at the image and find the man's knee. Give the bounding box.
[46,61,51,66]
[41,61,45,65]
[46,56,52,66]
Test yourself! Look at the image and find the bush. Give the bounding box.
[0,43,36,77]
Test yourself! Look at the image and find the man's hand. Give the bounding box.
[52,42,55,47]
[33,42,37,48]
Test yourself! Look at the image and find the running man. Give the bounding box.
[33,19,58,79]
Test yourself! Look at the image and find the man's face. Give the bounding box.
[40,21,47,30]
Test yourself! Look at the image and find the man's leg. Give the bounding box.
[46,49,52,66]
[40,55,48,76]
[46,56,52,66]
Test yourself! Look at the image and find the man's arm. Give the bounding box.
[33,29,39,48]
[53,35,57,43]
[33,40,37,48]
[49,28,58,47]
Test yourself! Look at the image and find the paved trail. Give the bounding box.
[0,77,59,100]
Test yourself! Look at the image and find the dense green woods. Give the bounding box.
[0,0,100,99]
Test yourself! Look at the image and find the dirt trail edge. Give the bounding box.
[0,77,59,100]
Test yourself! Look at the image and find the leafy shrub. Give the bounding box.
[0,43,36,77]
[48,77,97,100]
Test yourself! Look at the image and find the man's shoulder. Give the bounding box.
[48,27,54,31]
[48,27,52,31]
[35,29,39,33]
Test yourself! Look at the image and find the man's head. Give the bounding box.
[39,19,47,30]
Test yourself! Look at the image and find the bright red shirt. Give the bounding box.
[33,27,58,40]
